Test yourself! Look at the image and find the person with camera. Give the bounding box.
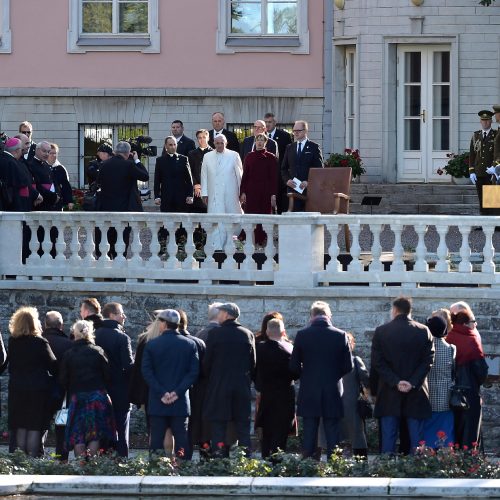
[97,141,149,258]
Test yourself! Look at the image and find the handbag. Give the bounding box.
[354,358,373,419]
[449,384,469,410]
[54,394,68,426]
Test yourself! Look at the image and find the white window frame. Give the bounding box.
[217,0,309,54]
[68,0,160,53]
[345,47,358,150]
[0,0,12,54]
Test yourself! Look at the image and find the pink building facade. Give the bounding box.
[0,0,328,186]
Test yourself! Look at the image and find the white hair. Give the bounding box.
[115,141,131,155]
[208,302,223,321]
[310,300,332,318]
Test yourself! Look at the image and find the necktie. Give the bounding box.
[483,132,487,140]
[297,142,302,157]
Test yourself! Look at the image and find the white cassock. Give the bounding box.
[201,149,243,249]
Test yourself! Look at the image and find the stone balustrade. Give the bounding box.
[0,212,499,288]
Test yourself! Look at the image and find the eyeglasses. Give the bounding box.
[292,129,305,133]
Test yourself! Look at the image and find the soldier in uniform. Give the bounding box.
[469,110,497,214]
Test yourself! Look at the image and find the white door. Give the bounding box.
[397,46,451,182]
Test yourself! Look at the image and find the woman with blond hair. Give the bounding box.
[59,320,116,457]
[8,307,57,456]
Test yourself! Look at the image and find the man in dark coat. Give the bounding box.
[97,141,149,258]
[188,129,213,213]
[80,297,104,330]
[208,111,240,153]
[255,318,296,458]
[281,120,323,212]
[28,141,60,211]
[94,302,134,457]
[154,136,194,212]
[289,301,353,459]
[370,296,435,454]
[42,311,73,460]
[0,138,25,211]
[171,120,196,157]
[264,112,292,214]
[202,302,256,456]
[240,120,278,160]
[469,110,497,215]
[142,309,199,457]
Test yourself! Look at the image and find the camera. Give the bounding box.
[127,136,157,158]
[0,132,8,153]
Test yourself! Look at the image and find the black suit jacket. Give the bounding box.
[175,135,196,157]
[97,155,149,212]
[281,139,323,184]
[188,146,212,213]
[28,157,59,210]
[154,153,193,212]
[95,319,134,411]
[290,317,353,418]
[269,128,292,164]
[370,314,434,419]
[208,128,240,153]
[241,136,278,161]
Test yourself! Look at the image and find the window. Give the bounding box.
[345,47,358,150]
[0,0,11,54]
[79,124,151,187]
[217,0,309,54]
[68,0,160,53]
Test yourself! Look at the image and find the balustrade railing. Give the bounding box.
[1,212,500,288]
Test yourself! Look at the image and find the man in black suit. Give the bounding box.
[97,141,149,258]
[290,301,353,459]
[281,120,323,211]
[370,297,434,454]
[171,120,196,157]
[208,111,240,153]
[255,318,296,458]
[264,112,292,213]
[18,121,36,161]
[188,129,212,213]
[202,302,256,457]
[240,120,278,160]
[95,302,134,457]
[154,136,193,212]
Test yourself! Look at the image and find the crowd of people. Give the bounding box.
[0,295,489,461]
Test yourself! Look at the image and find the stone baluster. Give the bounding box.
[240,221,255,271]
[458,224,472,273]
[69,222,82,265]
[38,221,53,265]
[128,222,144,267]
[482,226,495,274]
[113,222,128,265]
[147,221,162,268]
[82,221,97,266]
[96,222,112,265]
[326,222,341,272]
[435,224,450,273]
[369,223,383,272]
[413,223,429,272]
[53,222,67,265]
[26,220,40,266]
[222,223,238,270]
[182,221,198,270]
[391,223,405,272]
[261,222,276,271]
[164,220,180,270]
[348,224,363,273]
[202,221,218,269]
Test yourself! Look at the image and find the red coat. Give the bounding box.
[240,150,278,214]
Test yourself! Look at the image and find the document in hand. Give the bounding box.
[292,177,305,194]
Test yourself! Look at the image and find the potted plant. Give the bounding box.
[324,149,366,179]
[437,152,470,184]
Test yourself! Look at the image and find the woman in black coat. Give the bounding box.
[60,320,116,457]
[8,307,57,456]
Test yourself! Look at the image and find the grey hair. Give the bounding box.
[266,318,284,338]
[45,310,63,330]
[208,302,223,321]
[213,134,227,144]
[115,141,131,155]
[310,300,332,318]
[36,141,51,151]
[72,320,95,343]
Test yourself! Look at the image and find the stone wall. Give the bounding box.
[0,287,498,451]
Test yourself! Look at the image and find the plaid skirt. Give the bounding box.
[65,389,117,449]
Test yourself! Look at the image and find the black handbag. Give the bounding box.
[354,358,373,419]
[449,384,469,410]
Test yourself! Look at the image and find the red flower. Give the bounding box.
[471,441,478,448]
[463,445,468,451]
[345,148,352,154]
[340,159,348,167]
[436,168,444,175]
[177,448,185,458]
[418,440,425,446]
[436,430,446,440]
[217,442,225,449]
[202,442,210,450]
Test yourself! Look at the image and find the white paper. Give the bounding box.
[292,177,304,194]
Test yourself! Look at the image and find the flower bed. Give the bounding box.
[0,444,498,479]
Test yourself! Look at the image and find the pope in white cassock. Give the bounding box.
[201,134,243,249]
